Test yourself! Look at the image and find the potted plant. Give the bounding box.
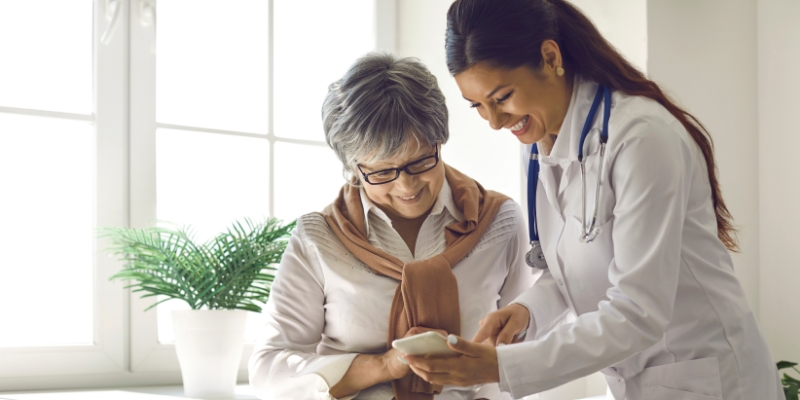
[102,218,295,399]
[779,361,800,400]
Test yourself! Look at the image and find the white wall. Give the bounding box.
[646,0,800,377]
[570,0,648,73]
[647,0,800,376]
[646,0,761,313]
[397,0,523,205]
[758,0,800,365]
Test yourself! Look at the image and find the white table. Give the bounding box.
[0,386,607,400]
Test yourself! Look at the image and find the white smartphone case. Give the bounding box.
[391,331,458,356]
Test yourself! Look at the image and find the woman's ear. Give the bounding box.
[346,165,362,187]
[540,39,564,77]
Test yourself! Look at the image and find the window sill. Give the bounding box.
[0,384,257,399]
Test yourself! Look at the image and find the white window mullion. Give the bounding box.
[128,0,179,375]
[94,0,130,373]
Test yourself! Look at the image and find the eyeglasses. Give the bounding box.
[357,145,440,185]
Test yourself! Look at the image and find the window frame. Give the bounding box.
[0,0,129,389]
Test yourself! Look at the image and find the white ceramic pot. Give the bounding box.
[172,309,248,399]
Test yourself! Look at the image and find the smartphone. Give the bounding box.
[391,331,458,356]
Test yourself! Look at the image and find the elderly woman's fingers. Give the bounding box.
[406,327,425,336]
[406,326,448,338]
[387,328,453,380]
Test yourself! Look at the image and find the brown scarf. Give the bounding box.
[320,164,508,400]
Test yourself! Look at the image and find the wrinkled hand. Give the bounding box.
[405,334,499,387]
[383,327,447,380]
[473,304,530,346]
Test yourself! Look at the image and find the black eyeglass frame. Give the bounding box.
[356,145,440,185]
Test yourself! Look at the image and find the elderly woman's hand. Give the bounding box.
[383,326,448,380]
[331,326,449,397]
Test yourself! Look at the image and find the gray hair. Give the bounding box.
[322,52,449,183]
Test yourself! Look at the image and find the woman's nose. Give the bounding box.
[395,170,417,188]
[486,107,504,130]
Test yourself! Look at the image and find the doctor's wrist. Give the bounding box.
[508,302,535,342]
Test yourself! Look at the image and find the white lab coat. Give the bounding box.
[495,76,784,400]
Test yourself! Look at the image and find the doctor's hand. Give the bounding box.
[405,334,499,387]
[473,303,530,346]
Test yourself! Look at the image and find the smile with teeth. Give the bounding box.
[397,189,423,201]
[509,115,529,131]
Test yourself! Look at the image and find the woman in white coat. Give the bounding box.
[403,1,784,399]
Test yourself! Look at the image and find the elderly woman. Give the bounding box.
[248,53,535,400]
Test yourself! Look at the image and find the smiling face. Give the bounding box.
[453,41,573,145]
[356,143,445,220]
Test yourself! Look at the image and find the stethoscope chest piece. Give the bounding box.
[526,241,548,269]
[579,227,601,243]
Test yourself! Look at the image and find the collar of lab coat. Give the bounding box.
[541,74,603,164]
[358,177,464,236]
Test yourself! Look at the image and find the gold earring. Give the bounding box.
[556,66,565,77]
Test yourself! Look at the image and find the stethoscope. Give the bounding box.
[526,85,612,269]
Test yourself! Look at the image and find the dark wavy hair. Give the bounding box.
[445,0,738,251]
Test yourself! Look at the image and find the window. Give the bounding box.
[0,0,395,390]
[0,0,127,387]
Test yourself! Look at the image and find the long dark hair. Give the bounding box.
[445,0,738,252]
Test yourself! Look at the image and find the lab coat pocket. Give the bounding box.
[640,357,723,399]
[648,386,722,400]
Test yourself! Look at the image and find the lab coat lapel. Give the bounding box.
[537,159,562,216]
[536,172,576,312]
[535,173,563,273]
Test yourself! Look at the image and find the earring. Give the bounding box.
[556,66,565,77]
